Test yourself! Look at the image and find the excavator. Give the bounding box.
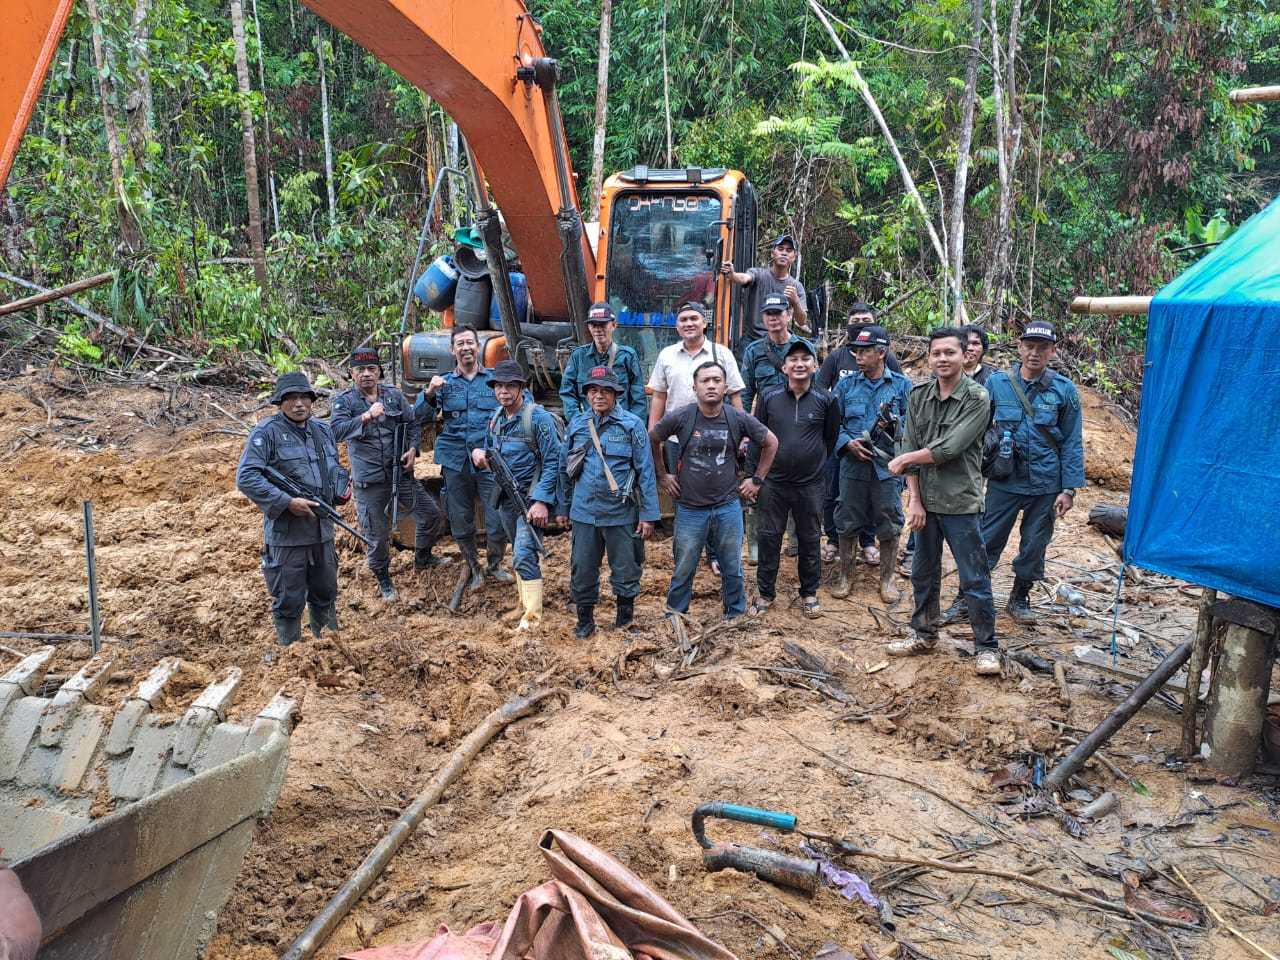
[1,1,757,957]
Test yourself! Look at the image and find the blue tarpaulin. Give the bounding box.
[1125,197,1280,607]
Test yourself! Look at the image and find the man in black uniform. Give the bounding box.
[236,371,345,646]
[330,345,447,601]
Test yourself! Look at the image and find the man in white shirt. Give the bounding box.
[647,301,744,424]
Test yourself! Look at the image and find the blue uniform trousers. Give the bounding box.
[981,488,1058,581]
[570,521,643,604]
[443,461,506,549]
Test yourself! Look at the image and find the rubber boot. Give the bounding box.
[1007,577,1039,624]
[878,537,901,605]
[830,536,855,599]
[615,596,635,628]
[486,545,515,584]
[414,543,452,569]
[459,540,485,591]
[518,579,543,631]
[574,604,596,640]
[272,615,301,647]
[376,572,397,601]
[308,603,339,639]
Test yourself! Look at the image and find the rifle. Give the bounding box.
[484,445,546,556]
[261,466,375,548]
[859,401,900,466]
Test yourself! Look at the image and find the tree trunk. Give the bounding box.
[230,0,269,291]
[316,25,338,229]
[660,0,673,167]
[250,0,280,234]
[57,38,80,163]
[126,0,153,169]
[947,0,982,326]
[983,0,1023,330]
[588,0,612,221]
[84,0,143,253]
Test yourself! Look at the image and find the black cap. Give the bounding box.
[851,325,890,349]
[270,371,318,404]
[1019,321,1057,343]
[348,345,382,368]
[761,294,788,314]
[583,365,622,393]
[675,301,707,318]
[784,338,816,358]
[771,234,797,249]
[587,302,615,324]
[488,358,528,385]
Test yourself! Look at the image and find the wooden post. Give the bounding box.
[1203,599,1277,778]
[1180,587,1216,757]
[1229,86,1280,104]
[1069,295,1152,315]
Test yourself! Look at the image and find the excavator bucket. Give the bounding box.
[1,648,299,960]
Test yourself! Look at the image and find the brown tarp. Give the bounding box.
[343,830,737,960]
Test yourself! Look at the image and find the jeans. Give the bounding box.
[443,462,506,549]
[910,512,996,650]
[570,520,643,604]
[494,501,542,581]
[835,462,904,542]
[757,477,823,600]
[981,489,1058,581]
[354,478,444,574]
[667,500,746,617]
[261,541,338,619]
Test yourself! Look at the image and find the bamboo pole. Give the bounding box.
[279,687,564,960]
[0,272,113,317]
[1229,86,1280,104]
[1069,295,1152,316]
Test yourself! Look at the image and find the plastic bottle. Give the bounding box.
[998,429,1014,460]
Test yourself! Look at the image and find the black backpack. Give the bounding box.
[673,404,747,477]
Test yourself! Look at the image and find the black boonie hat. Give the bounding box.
[587,302,615,324]
[761,294,788,314]
[851,325,890,349]
[270,371,318,404]
[1019,321,1057,343]
[488,358,528,385]
[584,365,622,393]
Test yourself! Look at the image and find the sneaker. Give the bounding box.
[975,649,1002,676]
[801,596,821,619]
[376,574,397,601]
[886,630,937,657]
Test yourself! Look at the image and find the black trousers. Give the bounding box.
[570,520,644,604]
[910,512,996,650]
[261,541,338,619]
[756,476,824,600]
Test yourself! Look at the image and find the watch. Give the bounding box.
[1061,488,1076,496]
[750,475,764,486]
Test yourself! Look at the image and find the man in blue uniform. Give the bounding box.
[482,359,562,630]
[559,302,647,423]
[556,366,660,639]
[416,325,513,595]
[831,325,912,603]
[942,321,1085,625]
[740,294,801,414]
[236,371,345,646]
[330,345,447,601]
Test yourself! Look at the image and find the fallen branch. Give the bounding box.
[808,838,1202,930]
[0,272,113,317]
[0,630,97,644]
[1171,865,1276,959]
[280,687,566,960]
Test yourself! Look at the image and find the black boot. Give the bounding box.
[308,603,339,639]
[272,615,301,647]
[938,595,969,625]
[414,544,452,570]
[1007,577,1039,624]
[376,572,397,601]
[459,540,485,591]
[615,596,635,628]
[574,604,596,640]
[486,545,515,584]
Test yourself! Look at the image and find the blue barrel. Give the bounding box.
[488,272,529,330]
[413,254,459,310]
[453,273,492,330]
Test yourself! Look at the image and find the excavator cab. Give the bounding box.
[596,167,757,371]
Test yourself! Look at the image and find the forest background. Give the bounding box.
[2,0,1277,405]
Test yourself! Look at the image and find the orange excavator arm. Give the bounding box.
[302,0,595,323]
[1,0,76,190]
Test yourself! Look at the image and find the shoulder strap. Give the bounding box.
[1006,367,1060,453]
[586,417,620,493]
[607,341,618,369]
[676,403,699,453]
[722,404,744,454]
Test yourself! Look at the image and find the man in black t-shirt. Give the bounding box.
[651,361,778,619]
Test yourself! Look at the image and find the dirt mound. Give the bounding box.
[0,373,1273,960]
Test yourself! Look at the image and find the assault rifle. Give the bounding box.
[262,466,374,548]
[859,400,900,466]
[484,446,546,556]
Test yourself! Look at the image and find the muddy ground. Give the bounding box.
[0,367,1277,960]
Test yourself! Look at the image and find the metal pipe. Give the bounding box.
[1042,641,1192,793]
[82,501,101,654]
